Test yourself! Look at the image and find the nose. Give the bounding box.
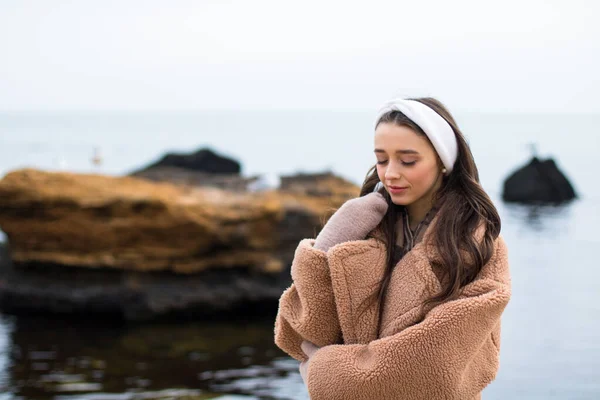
[384,161,402,181]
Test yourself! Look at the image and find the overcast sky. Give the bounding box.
[0,0,598,113]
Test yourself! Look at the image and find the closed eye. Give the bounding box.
[377,160,417,166]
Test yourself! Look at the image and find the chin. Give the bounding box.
[388,196,413,206]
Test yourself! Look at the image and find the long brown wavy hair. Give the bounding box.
[358,97,501,336]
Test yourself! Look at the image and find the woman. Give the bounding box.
[274,97,511,400]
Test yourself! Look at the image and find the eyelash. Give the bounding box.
[376,160,416,166]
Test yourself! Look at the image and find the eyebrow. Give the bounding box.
[373,149,419,154]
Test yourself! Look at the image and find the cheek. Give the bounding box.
[376,165,385,181]
[406,164,438,188]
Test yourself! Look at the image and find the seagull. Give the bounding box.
[92,147,103,167]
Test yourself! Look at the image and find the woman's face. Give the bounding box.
[374,122,443,207]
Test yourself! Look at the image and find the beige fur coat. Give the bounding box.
[274,219,511,400]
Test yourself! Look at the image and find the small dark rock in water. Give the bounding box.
[129,148,254,190]
[131,147,241,175]
[502,157,577,204]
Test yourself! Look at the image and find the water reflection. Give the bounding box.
[502,201,574,232]
[0,314,306,400]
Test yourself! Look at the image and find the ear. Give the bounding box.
[435,157,446,175]
[437,156,445,170]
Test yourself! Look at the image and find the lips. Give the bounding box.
[388,185,408,194]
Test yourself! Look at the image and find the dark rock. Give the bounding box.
[131,166,259,191]
[502,157,577,204]
[131,148,241,175]
[0,248,285,321]
[129,148,251,190]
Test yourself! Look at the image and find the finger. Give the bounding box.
[299,361,307,384]
[301,340,319,357]
[300,340,312,356]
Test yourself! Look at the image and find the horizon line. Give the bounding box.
[0,107,599,116]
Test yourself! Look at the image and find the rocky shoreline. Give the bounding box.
[0,240,284,321]
[0,163,359,320]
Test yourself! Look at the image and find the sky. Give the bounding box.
[0,0,598,113]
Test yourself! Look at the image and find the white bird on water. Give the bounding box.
[91,147,103,168]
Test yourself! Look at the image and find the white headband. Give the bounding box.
[375,99,458,174]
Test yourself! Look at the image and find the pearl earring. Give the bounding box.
[442,168,447,174]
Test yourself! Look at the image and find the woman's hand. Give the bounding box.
[299,340,320,386]
[314,191,388,252]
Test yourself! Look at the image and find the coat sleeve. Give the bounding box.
[305,237,511,400]
[274,238,342,361]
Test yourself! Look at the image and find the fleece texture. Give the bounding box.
[274,219,511,400]
[313,191,388,252]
